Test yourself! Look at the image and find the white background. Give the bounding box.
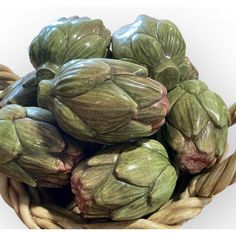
[0,0,236,229]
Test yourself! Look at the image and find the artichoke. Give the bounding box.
[0,71,38,107]
[29,16,111,81]
[162,80,230,174]
[0,104,84,187]
[112,15,198,90]
[71,139,177,221]
[38,58,169,144]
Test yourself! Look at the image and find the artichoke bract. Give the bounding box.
[37,58,169,144]
[0,71,38,108]
[29,16,111,81]
[112,15,198,90]
[0,104,84,187]
[71,139,177,221]
[162,80,230,174]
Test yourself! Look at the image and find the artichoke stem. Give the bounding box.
[36,62,59,81]
[37,80,54,110]
[154,60,180,90]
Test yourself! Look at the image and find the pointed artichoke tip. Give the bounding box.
[25,178,37,187]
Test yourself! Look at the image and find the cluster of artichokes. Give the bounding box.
[0,15,230,221]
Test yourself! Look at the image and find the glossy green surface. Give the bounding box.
[162,80,230,174]
[0,71,38,107]
[38,58,169,144]
[112,15,198,90]
[179,57,199,82]
[29,16,111,81]
[71,139,177,221]
[0,104,83,187]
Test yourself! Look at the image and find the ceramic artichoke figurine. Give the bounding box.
[162,80,230,174]
[71,139,177,221]
[29,16,111,81]
[0,71,37,107]
[112,15,198,90]
[0,104,84,187]
[38,58,169,144]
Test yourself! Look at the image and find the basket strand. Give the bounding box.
[0,64,20,90]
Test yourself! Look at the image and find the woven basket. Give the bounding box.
[0,67,236,229]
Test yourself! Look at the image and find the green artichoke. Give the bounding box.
[37,58,169,144]
[162,80,230,174]
[112,15,198,90]
[29,16,111,81]
[71,139,177,221]
[0,104,84,187]
[0,71,38,108]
